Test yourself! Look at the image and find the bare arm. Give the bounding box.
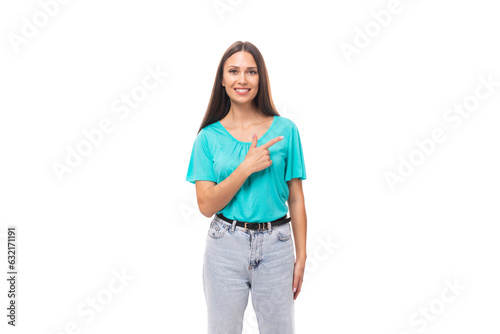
[287,178,307,300]
[196,163,252,217]
[288,178,307,261]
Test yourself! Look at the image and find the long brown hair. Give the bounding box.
[196,41,279,134]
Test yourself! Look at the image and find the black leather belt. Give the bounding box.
[216,213,291,230]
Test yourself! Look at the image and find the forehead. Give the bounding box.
[225,51,257,68]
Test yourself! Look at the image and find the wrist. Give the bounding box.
[296,254,307,262]
[238,162,253,178]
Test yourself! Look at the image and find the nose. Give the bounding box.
[238,72,247,85]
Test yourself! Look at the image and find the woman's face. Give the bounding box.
[222,51,259,105]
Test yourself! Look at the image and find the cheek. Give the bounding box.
[223,74,233,84]
[252,79,259,90]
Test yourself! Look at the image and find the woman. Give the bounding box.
[186,41,307,334]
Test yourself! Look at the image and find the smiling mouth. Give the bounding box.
[234,88,251,95]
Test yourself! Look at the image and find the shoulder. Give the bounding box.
[275,115,295,127]
[275,115,300,135]
[196,122,219,139]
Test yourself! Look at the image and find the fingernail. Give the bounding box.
[280,136,284,139]
[293,287,296,292]
[252,133,255,137]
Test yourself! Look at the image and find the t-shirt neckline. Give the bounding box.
[217,115,277,144]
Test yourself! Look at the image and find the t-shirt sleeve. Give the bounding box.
[284,123,307,182]
[186,130,217,184]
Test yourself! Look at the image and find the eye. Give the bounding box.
[229,69,237,73]
[249,70,258,74]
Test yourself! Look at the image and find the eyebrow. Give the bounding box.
[227,65,258,70]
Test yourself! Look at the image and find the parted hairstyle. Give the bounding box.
[196,41,280,134]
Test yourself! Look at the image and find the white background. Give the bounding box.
[1,0,499,333]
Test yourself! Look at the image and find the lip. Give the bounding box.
[234,88,251,95]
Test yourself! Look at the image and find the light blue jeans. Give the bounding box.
[203,215,296,334]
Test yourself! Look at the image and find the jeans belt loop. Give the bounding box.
[232,220,237,233]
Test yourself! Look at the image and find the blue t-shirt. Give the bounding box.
[186,115,306,223]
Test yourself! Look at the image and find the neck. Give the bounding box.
[226,102,262,126]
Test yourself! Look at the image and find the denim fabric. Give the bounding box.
[203,215,295,334]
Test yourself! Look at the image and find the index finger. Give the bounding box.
[260,136,284,149]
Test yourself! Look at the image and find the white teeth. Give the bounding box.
[235,89,250,92]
